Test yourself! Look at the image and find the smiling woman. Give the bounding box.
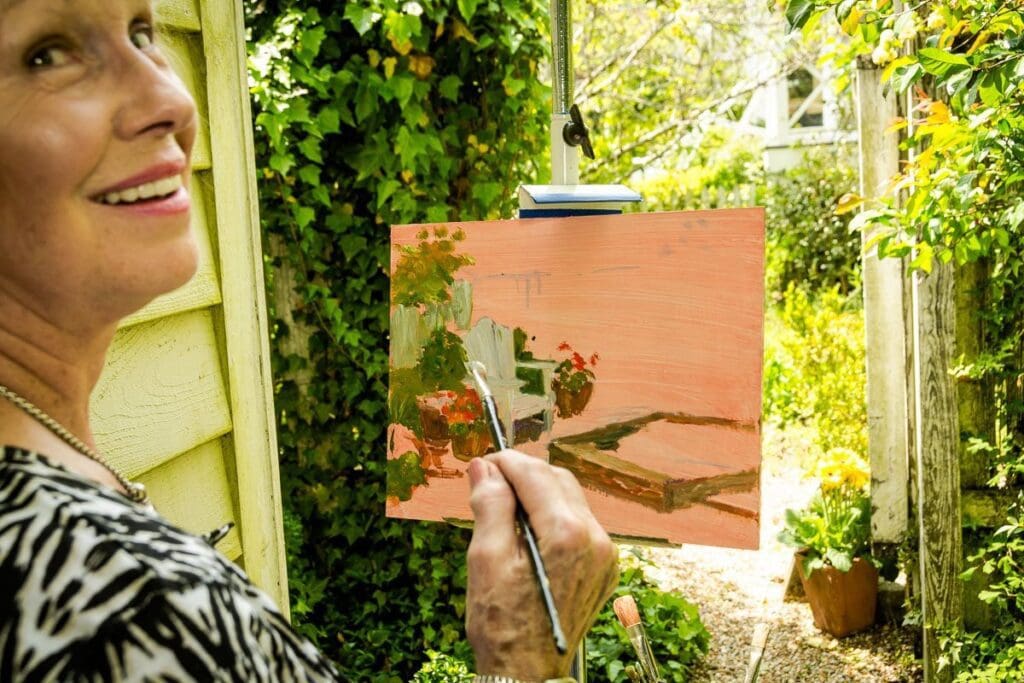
[0,0,199,325]
[0,0,618,681]
[0,0,343,678]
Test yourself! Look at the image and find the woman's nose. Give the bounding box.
[112,48,197,145]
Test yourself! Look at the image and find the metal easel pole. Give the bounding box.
[551,0,580,186]
[551,6,585,680]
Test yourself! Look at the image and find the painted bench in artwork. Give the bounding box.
[548,412,760,519]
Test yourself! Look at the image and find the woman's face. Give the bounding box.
[0,0,198,331]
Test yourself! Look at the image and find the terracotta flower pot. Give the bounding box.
[796,553,879,638]
[450,427,493,461]
[553,379,594,418]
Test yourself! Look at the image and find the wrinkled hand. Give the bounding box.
[465,450,619,681]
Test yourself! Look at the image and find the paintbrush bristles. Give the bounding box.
[613,595,641,628]
[467,361,494,399]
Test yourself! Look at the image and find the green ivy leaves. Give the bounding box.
[775,2,1024,678]
[247,0,549,678]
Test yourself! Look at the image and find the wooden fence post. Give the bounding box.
[913,261,963,683]
[855,58,910,546]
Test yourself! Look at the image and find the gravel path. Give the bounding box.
[632,424,923,682]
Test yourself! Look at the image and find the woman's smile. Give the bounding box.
[91,160,191,215]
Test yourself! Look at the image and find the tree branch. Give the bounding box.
[594,70,784,170]
[579,14,679,99]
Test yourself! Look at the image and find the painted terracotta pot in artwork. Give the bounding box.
[416,395,451,441]
[553,379,594,418]
[451,427,493,461]
[796,553,879,638]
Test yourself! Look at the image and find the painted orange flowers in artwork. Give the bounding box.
[441,386,486,436]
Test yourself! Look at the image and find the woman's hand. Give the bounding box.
[465,449,619,681]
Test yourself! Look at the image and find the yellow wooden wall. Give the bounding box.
[90,0,288,614]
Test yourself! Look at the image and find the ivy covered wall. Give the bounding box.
[246,1,550,679]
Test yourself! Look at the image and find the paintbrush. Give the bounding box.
[466,360,569,655]
[613,595,663,683]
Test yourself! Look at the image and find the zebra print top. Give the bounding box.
[0,446,339,681]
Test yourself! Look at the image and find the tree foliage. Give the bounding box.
[246,1,549,679]
[574,0,813,191]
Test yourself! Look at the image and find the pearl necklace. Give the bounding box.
[0,383,150,506]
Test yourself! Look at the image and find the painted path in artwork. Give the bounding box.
[387,208,765,549]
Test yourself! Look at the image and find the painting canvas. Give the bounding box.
[387,209,765,549]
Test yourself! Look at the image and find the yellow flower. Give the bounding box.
[817,448,869,492]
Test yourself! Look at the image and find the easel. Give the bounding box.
[517,2,641,678]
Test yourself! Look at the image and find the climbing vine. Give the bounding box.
[246,1,549,679]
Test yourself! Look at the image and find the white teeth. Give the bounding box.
[100,174,182,205]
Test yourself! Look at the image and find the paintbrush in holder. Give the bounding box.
[614,595,663,683]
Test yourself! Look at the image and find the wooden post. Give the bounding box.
[955,260,993,490]
[855,59,909,545]
[201,0,290,615]
[913,261,963,682]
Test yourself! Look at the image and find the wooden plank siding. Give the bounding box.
[138,438,243,561]
[155,0,202,33]
[200,0,288,612]
[91,0,288,613]
[93,309,233,475]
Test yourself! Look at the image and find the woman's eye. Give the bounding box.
[130,24,155,50]
[26,44,71,69]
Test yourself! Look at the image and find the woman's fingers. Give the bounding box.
[467,457,519,557]
[484,449,577,532]
[479,449,619,639]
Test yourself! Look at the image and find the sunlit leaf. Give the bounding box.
[836,192,866,215]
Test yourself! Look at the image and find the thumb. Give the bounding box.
[468,457,518,551]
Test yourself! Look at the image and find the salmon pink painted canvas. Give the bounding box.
[387,209,765,548]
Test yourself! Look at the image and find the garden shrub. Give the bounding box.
[780,1,1024,677]
[409,557,711,682]
[411,651,475,682]
[246,1,550,679]
[631,127,764,212]
[764,285,867,462]
[763,146,861,300]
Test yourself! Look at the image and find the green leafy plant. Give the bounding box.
[248,0,550,678]
[554,342,599,394]
[387,451,428,501]
[586,560,710,682]
[411,651,475,683]
[393,226,475,309]
[763,285,867,460]
[763,146,861,300]
[779,447,873,576]
[407,558,710,683]
[774,1,1024,676]
[418,328,468,392]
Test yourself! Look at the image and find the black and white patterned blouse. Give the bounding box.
[0,446,339,681]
